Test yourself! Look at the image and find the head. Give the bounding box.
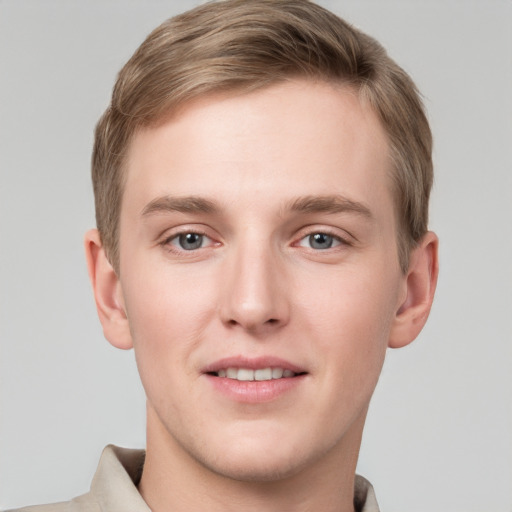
[92,0,432,276]
[85,0,438,493]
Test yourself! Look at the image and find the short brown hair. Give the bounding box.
[92,0,432,274]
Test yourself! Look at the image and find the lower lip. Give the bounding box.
[204,374,306,403]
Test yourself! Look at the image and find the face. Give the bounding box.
[116,80,407,480]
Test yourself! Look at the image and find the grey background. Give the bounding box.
[1,1,511,510]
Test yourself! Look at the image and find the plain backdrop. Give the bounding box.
[1,1,511,511]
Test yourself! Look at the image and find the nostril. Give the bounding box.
[226,318,278,327]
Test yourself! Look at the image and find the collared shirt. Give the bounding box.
[8,445,380,512]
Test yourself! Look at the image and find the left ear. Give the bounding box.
[388,231,439,349]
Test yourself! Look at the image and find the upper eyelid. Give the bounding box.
[159,224,215,242]
[160,231,219,257]
[163,232,216,250]
[293,225,354,244]
[295,233,347,250]
[164,229,209,241]
[157,224,353,245]
[300,232,343,242]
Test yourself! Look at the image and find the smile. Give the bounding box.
[204,358,307,402]
[212,367,300,381]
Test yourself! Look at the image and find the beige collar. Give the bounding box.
[89,445,380,512]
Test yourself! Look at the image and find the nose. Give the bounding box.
[219,237,290,334]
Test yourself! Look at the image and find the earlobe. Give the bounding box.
[84,229,133,350]
[388,231,439,349]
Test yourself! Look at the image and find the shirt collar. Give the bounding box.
[90,445,150,512]
[354,474,380,512]
[90,445,379,512]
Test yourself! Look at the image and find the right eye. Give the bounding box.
[167,232,212,251]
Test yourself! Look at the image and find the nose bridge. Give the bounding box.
[220,229,289,331]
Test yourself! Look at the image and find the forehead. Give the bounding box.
[122,80,392,220]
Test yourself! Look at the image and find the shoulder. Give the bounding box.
[3,445,146,512]
[3,492,100,512]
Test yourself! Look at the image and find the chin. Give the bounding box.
[191,430,333,484]
[205,450,310,483]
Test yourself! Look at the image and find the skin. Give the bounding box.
[86,80,438,512]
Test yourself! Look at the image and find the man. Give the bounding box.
[10,1,438,511]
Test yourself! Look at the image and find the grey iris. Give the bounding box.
[309,233,334,249]
[179,233,203,250]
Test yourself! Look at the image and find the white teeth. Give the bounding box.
[255,368,272,381]
[272,367,284,379]
[216,367,297,381]
[226,367,238,379]
[237,368,254,381]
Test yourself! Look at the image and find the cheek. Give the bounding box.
[298,266,398,383]
[298,263,398,337]
[120,265,214,393]
[122,254,216,338]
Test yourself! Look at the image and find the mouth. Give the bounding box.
[208,367,306,381]
[203,357,307,403]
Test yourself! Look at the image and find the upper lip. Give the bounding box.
[202,356,307,374]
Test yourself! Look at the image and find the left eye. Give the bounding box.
[169,232,210,251]
[298,232,341,250]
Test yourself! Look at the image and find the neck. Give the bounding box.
[138,404,366,512]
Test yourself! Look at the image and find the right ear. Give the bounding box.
[84,229,133,350]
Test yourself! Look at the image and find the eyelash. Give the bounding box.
[159,227,351,255]
[160,229,216,254]
[295,229,350,251]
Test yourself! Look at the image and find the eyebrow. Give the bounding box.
[287,195,373,219]
[141,195,219,217]
[141,194,373,220]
